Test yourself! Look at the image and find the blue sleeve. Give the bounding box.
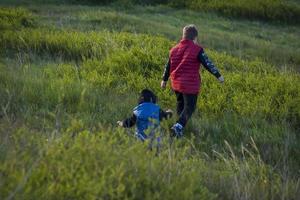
[198,49,221,78]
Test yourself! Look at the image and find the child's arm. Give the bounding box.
[198,49,224,83]
[117,113,137,128]
[159,109,173,121]
[161,59,171,89]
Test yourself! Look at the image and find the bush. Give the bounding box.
[0,7,36,30]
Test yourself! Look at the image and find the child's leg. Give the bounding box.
[177,94,198,127]
[171,92,197,137]
[175,91,184,116]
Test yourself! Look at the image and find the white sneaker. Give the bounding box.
[171,123,183,138]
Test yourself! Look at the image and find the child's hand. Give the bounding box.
[218,76,224,83]
[161,81,167,89]
[117,121,124,127]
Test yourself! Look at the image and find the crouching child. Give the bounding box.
[117,89,172,146]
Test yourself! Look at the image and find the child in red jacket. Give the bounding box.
[161,24,224,137]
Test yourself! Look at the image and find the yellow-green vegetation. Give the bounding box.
[2,0,300,23]
[0,4,299,200]
[0,7,35,30]
[22,4,300,71]
[182,0,300,23]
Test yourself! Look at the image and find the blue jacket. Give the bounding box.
[133,102,160,141]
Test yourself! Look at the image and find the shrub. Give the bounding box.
[0,7,35,30]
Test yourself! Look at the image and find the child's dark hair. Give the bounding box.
[138,89,157,104]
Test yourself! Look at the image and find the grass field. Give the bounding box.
[0,2,299,200]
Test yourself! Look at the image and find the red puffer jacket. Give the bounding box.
[170,39,202,94]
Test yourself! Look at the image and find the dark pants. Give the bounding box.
[175,91,198,127]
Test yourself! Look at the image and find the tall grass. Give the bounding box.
[2,6,299,70]
[23,5,300,71]
[2,0,299,23]
[0,28,299,170]
[0,7,35,30]
[0,6,299,200]
[1,28,299,122]
[185,0,300,23]
[0,122,298,200]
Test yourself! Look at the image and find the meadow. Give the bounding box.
[0,2,299,200]
[2,0,300,23]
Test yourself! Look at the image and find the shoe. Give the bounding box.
[170,123,183,138]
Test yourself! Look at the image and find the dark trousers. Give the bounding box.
[175,91,198,127]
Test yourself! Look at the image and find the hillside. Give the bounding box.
[0,2,299,200]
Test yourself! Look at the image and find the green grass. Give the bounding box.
[17,4,299,71]
[1,0,300,23]
[0,7,35,30]
[1,121,299,200]
[185,0,300,23]
[0,5,299,200]
[1,28,299,122]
